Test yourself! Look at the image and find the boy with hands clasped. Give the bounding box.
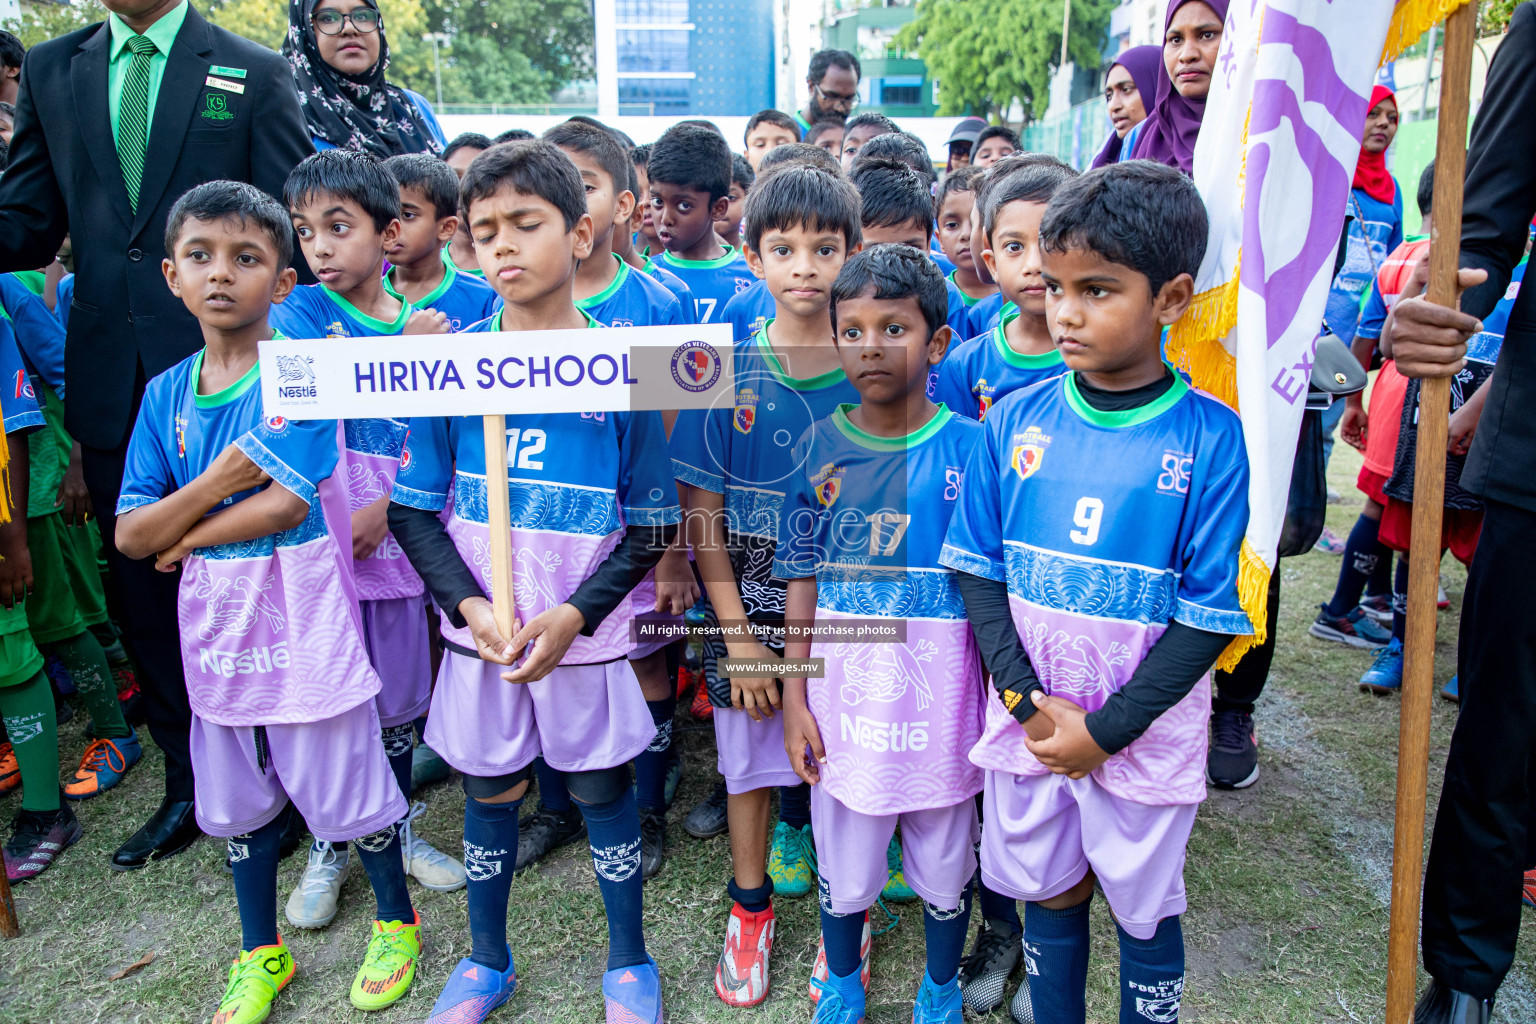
[940,162,1254,1023]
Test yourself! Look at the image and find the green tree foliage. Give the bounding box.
[4,0,107,48]
[421,0,593,101]
[1480,0,1520,35]
[896,0,1115,121]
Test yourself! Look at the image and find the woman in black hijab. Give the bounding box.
[283,0,445,156]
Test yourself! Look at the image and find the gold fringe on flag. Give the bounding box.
[1164,265,1241,411]
[1381,0,1475,64]
[1214,537,1272,673]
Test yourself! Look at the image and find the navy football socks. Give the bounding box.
[229,814,285,952]
[820,902,868,978]
[635,695,676,812]
[381,722,414,801]
[779,782,811,830]
[578,787,649,970]
[1117,917,1185,1024]
[1324,513,1387,618]
[535,758,573,813]
[976,875,1022,933]
[353,820,414,924]
[923,893,973,986]
[463,795,522,972]
[1024,899,1091,1023]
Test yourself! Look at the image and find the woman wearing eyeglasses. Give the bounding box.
[283,0,445,156]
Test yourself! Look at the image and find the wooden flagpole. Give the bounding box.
[1384,3,1477,1019]
[481,415,518,642]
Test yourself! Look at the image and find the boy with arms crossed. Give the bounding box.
[941,162,1252,1023]
[671,164,863,1007]
[778,244,984,1024]
[388,140,678,1024]
[117,182,422,1022]
[270,151,463,928]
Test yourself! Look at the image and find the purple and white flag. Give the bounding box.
[1166,0,1452,669]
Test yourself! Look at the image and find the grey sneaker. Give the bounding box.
[1308,604,1392,649]
[1010,972,1036,1024]
[960,917,1022,1013]
[683,781,729,839]
[1206,709,1260,790]
[401,802,467,891]
[285,840,350,929]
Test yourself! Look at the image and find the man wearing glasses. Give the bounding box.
[0,0,311,872]
[794,48,861,137]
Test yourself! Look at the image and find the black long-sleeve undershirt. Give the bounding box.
[388,502,675,644]
[955,369,1238,755]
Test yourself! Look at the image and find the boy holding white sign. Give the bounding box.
[269,150,466,931]
[387,140,679,1024]
[117,181,422,1024]
[669,163,863,1007]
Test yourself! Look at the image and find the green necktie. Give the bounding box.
[117,34,158,212]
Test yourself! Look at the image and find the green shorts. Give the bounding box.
[26,511,90,645]
[0,602,44,690]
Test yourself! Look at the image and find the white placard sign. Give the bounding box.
[258,323,734,420]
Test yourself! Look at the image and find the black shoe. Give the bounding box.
[683,781,729,839]
[639,809,666,880]
[959,916,1022,1013]
[1414,980,1494,1024]
[1206,708,1260,790]
[4,800,82,882]
[111,797,201,870]
[514,804,586,872]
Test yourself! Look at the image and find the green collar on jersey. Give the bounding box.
[661,244,740,270]
[832,403,952,451]
[322,285,411,335]
[947,270,982,306]
[754,322,848,391]
[1062,368,1188,429]
[441,244,485,279]
[489,307,599,331]
[190,330,285,408]
[384,256,457,309]
[992,306,1063,370]
[575,255,630,310]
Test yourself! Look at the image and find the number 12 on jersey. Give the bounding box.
[1070,497,1103,546]
[503,428,546,470]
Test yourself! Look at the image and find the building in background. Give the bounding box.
[1109,0,1165,52]
[820,0,937,118]
[596,0,776,116]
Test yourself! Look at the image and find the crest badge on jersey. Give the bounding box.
[12,369,33,401]
[1009,426,1051,482]
[734,387,759,434]
[811,461,846,507]
[265,414,289,434]
[975,378,995,421]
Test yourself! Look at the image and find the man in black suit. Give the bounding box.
[0,0,312,869]
[1390,4,1536,1022]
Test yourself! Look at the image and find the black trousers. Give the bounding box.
[1422,498,1536,999]
[82,437,194,802]
[1212,564,1283,715]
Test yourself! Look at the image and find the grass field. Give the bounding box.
[4,438,1535,1024]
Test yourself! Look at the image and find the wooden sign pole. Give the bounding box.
[1384,4,1476,1019]
[481,414,518,641]
[0,860,18,937]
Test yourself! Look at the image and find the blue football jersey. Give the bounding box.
[967,294,1011,339]
[0,314,43,437]
[271,284,412,340]
[392,308,681,664]
[774,404,986,816]
[384,255,500,332]
[0,275,65,396]
[670,325,859,633]
[940,373,1251,804]
[640,257,698,322]
[721,279,773,343]
[931,306,1066,421]
[657,247,756,324]
[577,255,687,328]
